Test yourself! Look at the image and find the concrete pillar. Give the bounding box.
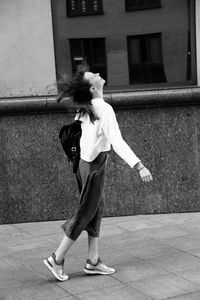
[196,0,200,85]
[0,0,57,97]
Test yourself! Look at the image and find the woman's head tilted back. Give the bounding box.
[57,66,92,104]
[57,66,105,122]
[57,65,105,104]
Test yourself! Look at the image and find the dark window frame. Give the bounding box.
[69,38,107,82]
[66,0,104,17]
[127,33,167,84]
[125,0,161,12]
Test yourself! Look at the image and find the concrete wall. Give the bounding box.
[52,0,191,86]
[196,0,200,85]
[1,95,200,224]
[0,0,56,97]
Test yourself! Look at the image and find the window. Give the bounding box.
[67,0,103,17]
[127,33,166,84]
[70,38,107,81]
[51,0,196,89]
[126,0,161,11]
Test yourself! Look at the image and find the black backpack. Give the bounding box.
[59,120,82,173]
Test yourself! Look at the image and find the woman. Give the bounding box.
[44,67,153,281]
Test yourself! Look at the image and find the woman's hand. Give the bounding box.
[138,167,153,183]
[135,162,153,182]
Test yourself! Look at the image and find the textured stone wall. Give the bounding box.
[1,104,200,224]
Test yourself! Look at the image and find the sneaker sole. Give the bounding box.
[83,267,115,275]
[43,259,69,282]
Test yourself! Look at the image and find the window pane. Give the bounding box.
[149,35,161,62]
[126,0,161,11]
[70,38,107,82]
[70,40,84,73]
[128,33,166,84]
[129,38,141,63]
[70,40,82,58]
[67,0,103,17]
[92,39,106,64]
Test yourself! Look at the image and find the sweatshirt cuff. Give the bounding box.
[130,158,141,169]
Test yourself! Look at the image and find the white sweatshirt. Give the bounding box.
[76,98,140,168]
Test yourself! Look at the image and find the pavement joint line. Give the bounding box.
[142,251,200,266]
[169,270,200,287]
[73,279,121,295]
[161,290,200,300]
[109,273,129,284]
[11,224,35,236]
[124,281,155,300]
[21,262,77,298]
[21,261,51,281]
[74,281,132,297]
[125,272,200,300]
[52,281,80,299]
[158,241,200,257]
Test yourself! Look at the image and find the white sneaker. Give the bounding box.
[84,257,115,275]
[43,253,69,281]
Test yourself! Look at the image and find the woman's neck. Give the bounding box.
[92,90,103,99]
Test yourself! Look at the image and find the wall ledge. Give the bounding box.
[0,86,200,115]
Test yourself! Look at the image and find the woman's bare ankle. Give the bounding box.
[88,256,99,264]
[54,252,65,264]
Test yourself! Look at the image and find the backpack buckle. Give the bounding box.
[71,147,76,152]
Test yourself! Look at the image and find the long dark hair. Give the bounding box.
[57,66,97,122]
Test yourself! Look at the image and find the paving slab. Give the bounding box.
[76,284,152,300]
[54,273,120,295]
[98,224,125,236]
[127,225,188,240]
[187,248,200,257]
[0,265,45,288]
[0,282,74,300]
[112,259,169,283]
[114,218,162,232]
[161,234,200,251]
[107,238,182,259]
[173,267,200,285]
[145,252,200,273]
[1,213,200,299]
[129,273,199,300]
[13,221,65,237]
[161,292,200,300]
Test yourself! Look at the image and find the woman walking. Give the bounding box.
[44,66,153,281]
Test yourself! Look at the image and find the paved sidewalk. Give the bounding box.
[1,213,200,299]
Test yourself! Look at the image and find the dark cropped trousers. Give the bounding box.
[61,151,109,241]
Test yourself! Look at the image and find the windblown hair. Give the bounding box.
[57,66,97,122]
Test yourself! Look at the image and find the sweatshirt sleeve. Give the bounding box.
[101,104,141,168]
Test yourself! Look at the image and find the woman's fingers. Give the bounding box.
[139,167,153,182]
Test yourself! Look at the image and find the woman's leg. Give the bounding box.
[54,235,74,262]
[88,235,99,263]
[43,235,73,281]
[62,154,107,241]
[54,166,82,262]
[84,233,115,275]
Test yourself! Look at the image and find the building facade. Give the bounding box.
[52,0,196,88]
[0,0,200,224]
